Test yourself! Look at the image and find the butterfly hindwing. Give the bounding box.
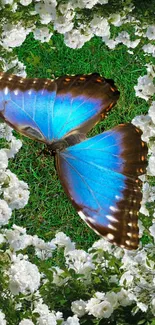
[56,124,148,249]
[0,72,119,143]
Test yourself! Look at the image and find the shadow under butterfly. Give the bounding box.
[0,72,148,250]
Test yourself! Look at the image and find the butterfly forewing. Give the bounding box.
[0,72,119,143]
[53,74,120,138]
[0,72,57,142]
[56,124,148,250]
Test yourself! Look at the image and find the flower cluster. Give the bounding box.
[134,65,155,101]
[0,0,155,74]
[0,127,29,227]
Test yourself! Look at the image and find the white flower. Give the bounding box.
[20,0,32,5]
[0,233,5,244]
[105,292,118,309]
[55,19,74,33]
[119,271,134,286]
[1,58,26,77]
[0,150,8,171]
[3,170,29,210]
[136,302,148,312]
[90,16,110,37]
[2,23,31,48]
[34,300,63,325]
[19,319,34,325]
[138,220,145,237]
[132,114,155,142]
[3,137,22,159]
[149,220,155,240]
[52,266,70,286]
[35,2,55,24]
[5,225,32,251]
[140,204,149,217]
[54,232,71,247]
[146,25,155,40]
[121,249,139,269]
[95,292,105,300]
[72,0,98,9]
[11,61,27,77]
[147,155,155,176]
[151,298,155,316]
[0,170,8,186]
[20,0,32,6]
[91,238,113,253]
[32,235,56,260]
[33,299,49,316]
[66,249,95,276]
[102,36,118,49]
[135,25,145,37]
[37,313,61,325]
[0,310,6,325]
[64,315,80,325]
[33,27,53,43]
[146,64,155,78]
[134,75,155,101]
[0,199,12,226]
[143,44,155,57]
[134,249,150,266]
[64,28,93,49]
[0,123,13,141]
[86,297,113,318]
[115,31,140,48]
[9,258,40,295]
[117,289,133,306]
[138,182,155,217]
[148,101,155,124]
[53,232,75,253]
[109,13,123,27]
[71,300,87,317]
[54,4,75,33]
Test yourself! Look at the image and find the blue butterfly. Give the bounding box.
[0,72,147,249]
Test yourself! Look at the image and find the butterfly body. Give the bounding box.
[0,72,148,249]
[45,132,86,155]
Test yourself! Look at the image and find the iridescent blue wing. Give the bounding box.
[0,73,57,142]
[0,72,119,143]
[56,124,147,249]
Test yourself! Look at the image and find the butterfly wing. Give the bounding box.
[0,72,119,143]
[55,124,148,249]
[0,72,57,142]
[52,74,119,139]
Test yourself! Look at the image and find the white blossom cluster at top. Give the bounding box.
[0,0,155,72]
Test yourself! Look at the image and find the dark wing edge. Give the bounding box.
[55,73,120,137]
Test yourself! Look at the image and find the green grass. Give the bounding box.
[3,33,153,249]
